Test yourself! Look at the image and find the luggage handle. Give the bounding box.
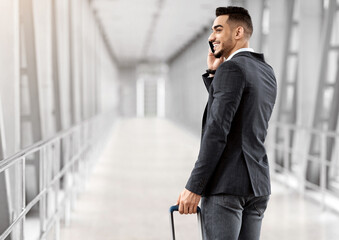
[169,205,203,240]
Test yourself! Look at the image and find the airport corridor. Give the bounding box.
[59,118,339,240]
[2,0,339,239]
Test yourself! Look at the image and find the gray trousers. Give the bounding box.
[201,194,269,240]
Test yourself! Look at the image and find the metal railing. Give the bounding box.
[267,122,339,211]
[0,112,115,240]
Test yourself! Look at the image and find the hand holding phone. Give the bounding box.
[207,41,224,72]
[209,41,221,59]
[209,41,215,53]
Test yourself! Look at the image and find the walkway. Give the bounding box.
[60,118,339,240]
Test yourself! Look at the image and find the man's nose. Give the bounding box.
[208,33,215,42]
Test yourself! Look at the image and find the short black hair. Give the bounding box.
[216,6,253,37]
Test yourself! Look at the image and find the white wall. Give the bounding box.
[119,66,137,117]
[166,31,210,135]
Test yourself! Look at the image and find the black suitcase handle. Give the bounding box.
[169,205,203,240]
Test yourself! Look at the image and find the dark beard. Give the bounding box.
[214,49,223,59]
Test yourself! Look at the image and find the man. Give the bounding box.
[176,6,277,240]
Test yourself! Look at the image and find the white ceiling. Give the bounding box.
[92,0,231,66]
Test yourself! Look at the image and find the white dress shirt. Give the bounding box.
[225,48,254,61]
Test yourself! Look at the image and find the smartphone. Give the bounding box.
[209,41,215,53]
[209,41,220,58]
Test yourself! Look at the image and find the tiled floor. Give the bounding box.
[60,118,339,240]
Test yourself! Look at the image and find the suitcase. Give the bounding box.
[169,205,203,240]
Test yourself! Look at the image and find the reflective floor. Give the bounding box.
[60,118,339,240]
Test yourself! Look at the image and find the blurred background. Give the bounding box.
[1,0,339,239]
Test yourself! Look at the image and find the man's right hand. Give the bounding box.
[207,49,224,75]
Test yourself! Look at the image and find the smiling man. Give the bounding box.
[176,6,277,240]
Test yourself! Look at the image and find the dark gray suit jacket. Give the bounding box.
[185,51,277,197]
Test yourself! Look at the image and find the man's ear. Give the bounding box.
[234,26,244,39]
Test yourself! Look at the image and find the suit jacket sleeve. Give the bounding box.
[185,62,245,195]
[202,72,213,91]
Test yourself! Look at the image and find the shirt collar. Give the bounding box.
[225,48,254,61]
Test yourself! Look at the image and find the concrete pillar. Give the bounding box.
[157,77,166,118]
[298,0,322,128]
[266,0,291,122]
[264,0,293,173]
[247,0,265,52]
[293,0,322,186]
[0,0,18,235]
[305,0,337,185]
[0,0,19,156]
[72,0,83,123]
[55,0,70,130]
[33,0,54,139]
[119,66,137,117]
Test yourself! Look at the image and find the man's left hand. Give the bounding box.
[176,188,201,214]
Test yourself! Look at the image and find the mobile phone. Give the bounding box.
[209,41,215,53]
[209,41,220,58]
